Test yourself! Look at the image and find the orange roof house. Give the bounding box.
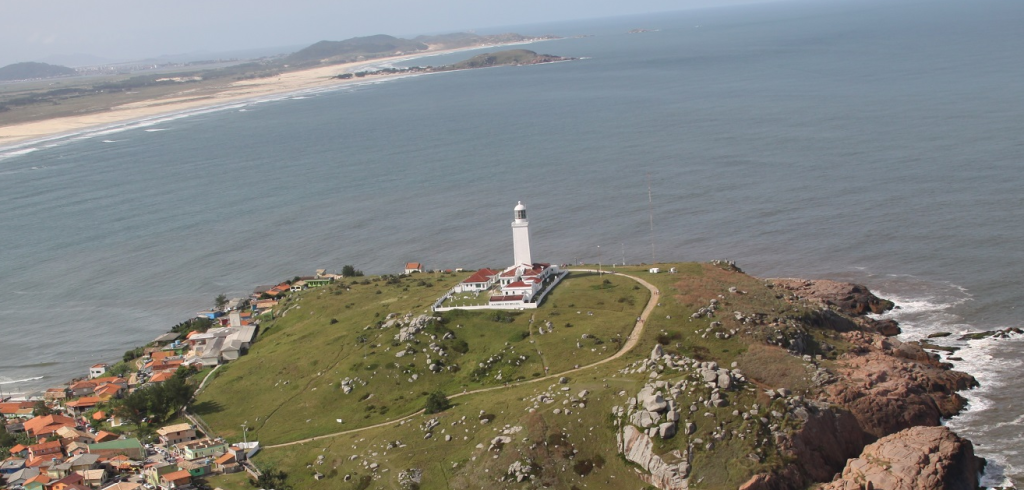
[66,396,101,411]
[93,431,119,443]
[23,414,76,437]
[149,371,175,383]
[405,262,424,273]
[94,384,124,400]
[0,401,36,418]
[160,469,192,488]
[27,440,63,459]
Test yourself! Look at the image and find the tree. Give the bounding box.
[424,390,451,414]
[32,400,52,416]
[214,293,228,311]
[251,463,291,490]
[342,265,363,277]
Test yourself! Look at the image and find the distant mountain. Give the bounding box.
[0,62,76,81]
[288,35,429,64]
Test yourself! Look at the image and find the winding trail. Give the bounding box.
[263,270,659,449]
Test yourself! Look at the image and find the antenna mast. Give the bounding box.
[648,173,655,264]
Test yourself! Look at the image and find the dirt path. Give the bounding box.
[264,269,659,449]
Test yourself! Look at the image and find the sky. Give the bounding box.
[1,0,776,67]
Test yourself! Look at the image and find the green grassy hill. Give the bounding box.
[287,35,428,64]
[448,49,560,69]
[199,263,848,490]
[0,61,76,81]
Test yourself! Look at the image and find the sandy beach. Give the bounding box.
[0,44,523,149]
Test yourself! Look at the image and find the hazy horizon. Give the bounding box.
[3,0,781,67]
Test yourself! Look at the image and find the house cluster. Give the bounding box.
[248,269,339,313]
[1,413,246,490]
[455,262,560,304]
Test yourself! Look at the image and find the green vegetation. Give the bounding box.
[189,262,859,489]
[423,390,451,414]
[0,61,75,81]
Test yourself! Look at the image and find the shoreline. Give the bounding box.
[0,40,553,151]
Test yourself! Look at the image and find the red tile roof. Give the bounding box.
[66,396,102,408]
[23,414,76,436]
[405,262,423,270]
[462,268,498,284]
[504,281,533,289]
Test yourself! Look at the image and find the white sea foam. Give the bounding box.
[0,147,39,161]
[0,375,44,385]
[144,128,170,132]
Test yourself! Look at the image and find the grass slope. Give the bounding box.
[203,263,849,490]
[195,271,645,446]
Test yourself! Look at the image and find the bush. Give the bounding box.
[424,391,451,414]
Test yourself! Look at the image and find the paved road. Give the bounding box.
[263,269,659,449]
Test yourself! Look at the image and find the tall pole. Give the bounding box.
[622,243,626,266]
[241,422,248,446]
[648,173,656,264]
[597,245,602,276]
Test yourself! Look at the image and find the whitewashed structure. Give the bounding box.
[434,201,567,311]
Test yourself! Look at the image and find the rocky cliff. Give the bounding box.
[737,278,979,490]
[820,426,981,490]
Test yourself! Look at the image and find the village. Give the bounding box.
[1,202,570,490]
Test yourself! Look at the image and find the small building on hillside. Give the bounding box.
[405,262,425,274]
[175,438,228,460]
[87,438,145,460]
[88,364,108,379]
[156,424,196,446]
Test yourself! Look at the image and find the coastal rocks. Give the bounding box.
[825,334,977,438]
[769,279,895,316]
[873,319,902,337]
[820,426,981,490]
[618,425,690,490]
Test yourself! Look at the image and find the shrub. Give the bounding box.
[424,391,451,414]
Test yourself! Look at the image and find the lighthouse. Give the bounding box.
[511,201,532,266]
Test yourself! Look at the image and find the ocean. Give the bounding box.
[1,0,1021,484]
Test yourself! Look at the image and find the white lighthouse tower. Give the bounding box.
[511,201,532,266]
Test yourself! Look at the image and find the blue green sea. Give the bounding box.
[1,0,1021,484]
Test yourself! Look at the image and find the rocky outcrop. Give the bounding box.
[825,333,977,438]
[820,426,981,490]
[769,279,894,316]
[618,425,690,490]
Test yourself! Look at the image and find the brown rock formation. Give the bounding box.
[739,280,978,490]
[820,426,981,490]
[770,279,895,316]
[825,333,977,438]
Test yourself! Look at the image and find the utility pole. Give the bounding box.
[241,422,248,446]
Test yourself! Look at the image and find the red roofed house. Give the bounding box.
[23,414,76,438]
[93,431,119,443]
[0,401,35,419]
[160,469,192,488]
[404,262,424,274]
[27,440,63,459]
[65,397,102,415]
[456,268,499,293]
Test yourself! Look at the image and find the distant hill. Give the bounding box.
[288,34,428,64]
[0,61,76,81]
[448,49,568,69]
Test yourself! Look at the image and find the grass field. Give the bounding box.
[195,263,851,489]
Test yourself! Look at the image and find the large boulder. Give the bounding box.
[820,426,981,490]
[769,279,895,316]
